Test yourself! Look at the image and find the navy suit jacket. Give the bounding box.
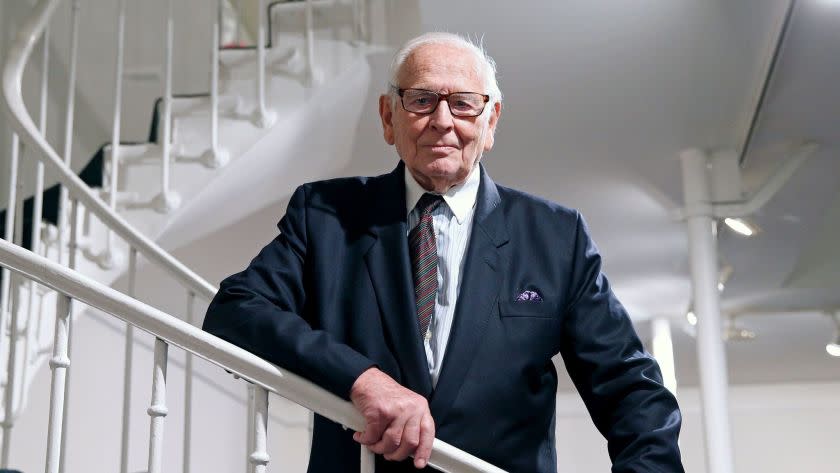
[203,163,683,473]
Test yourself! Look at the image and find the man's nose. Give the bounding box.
[428,99,454,131]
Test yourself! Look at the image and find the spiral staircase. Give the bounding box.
[0,1,505,472]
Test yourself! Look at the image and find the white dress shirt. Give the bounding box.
[405,165,479,388]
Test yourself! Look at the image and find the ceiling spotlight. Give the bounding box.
[718,264,733,292]
[724,319,756,341]
[686,310,697,326]
[724,217,759,237]
[827,312,840,358]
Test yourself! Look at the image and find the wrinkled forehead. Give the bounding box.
[396,43,485,92]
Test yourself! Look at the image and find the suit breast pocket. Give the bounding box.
[498,300,559,319]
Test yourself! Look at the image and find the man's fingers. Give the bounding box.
[413,412,435,469]
[370,419,406,455]
[355,418,386,446]
[385,413,422,461]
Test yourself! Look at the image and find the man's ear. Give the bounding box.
[379,95,395,145]
[483,101,502,153]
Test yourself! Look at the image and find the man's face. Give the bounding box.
[379,43,501,193]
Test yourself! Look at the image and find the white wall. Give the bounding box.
[555,382,840,472]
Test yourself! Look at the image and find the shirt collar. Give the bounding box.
[404,164,480,225]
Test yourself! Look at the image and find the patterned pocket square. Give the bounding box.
[515,290,543,302]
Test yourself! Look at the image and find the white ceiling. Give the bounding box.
[407,0,840,386]
[3,0,837,389]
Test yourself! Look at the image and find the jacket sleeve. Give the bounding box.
[559,211,684,472]
[202,185,376,400]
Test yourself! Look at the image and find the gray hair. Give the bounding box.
[387,32,502,114]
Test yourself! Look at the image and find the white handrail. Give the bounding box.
[1,0,216,300]
[0,239,508,473]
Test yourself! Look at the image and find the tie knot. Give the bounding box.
[415,193,443,215]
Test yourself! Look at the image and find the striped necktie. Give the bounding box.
[409,193,443,341]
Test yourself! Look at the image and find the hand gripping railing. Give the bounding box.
[0,239,508,473]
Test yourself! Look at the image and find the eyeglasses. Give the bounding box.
[393,87,490,117]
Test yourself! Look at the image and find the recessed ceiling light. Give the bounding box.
[686,311,697,326]
[724,218,758,237]
[826,313,840,357]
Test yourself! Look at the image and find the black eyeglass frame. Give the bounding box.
[392,86,491,117]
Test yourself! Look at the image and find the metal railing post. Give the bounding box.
[248,386,270,473]
[43,293,72,473]
[153,0,181,214]
[57,197,80,473]
[98,0,128,269]
[119,247,137,473]
[147,338,169,473]
[360,446,375,473]
[201,0,229,169]
[0,275,21,468]
[245,383,256,473]
[304,0,318,86]
[182,290,195,473]
[0,134,20,368]
[252,0,276,128]
[58,0,81,268]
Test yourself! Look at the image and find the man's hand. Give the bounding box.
[350,367,435,469]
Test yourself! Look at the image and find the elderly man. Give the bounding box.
[203,32,684,472]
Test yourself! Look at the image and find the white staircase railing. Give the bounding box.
[0,0,508,472]
[0,237,508,473]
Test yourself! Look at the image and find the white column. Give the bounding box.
[680,148,734,473]
[651,317,678,396]
[146,338,169,473]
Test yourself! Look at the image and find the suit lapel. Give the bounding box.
[429,165,509,416]
[362,163,433,398]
